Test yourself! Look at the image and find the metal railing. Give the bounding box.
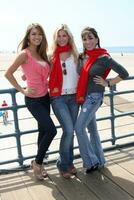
[0,76,134,173]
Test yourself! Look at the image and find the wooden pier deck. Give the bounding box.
[0,146,134,200]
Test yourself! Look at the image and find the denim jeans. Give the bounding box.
[75,92,106,168]
[25,93,57,165]
[51,94,79,171]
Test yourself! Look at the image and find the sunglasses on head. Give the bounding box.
[62,62,67,75]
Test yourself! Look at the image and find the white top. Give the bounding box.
[61,56,79,95]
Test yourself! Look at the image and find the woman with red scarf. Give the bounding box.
[49,24,79,178]
[75,27,129,173]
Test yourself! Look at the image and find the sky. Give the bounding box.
[0,0,134,52]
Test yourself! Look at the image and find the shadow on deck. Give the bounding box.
[0,146,134,200]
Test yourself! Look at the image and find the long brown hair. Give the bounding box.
[81,27,101,48]
[79,27,101,58]
[18,23,49,63]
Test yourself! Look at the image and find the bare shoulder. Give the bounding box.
[10,50,28,67]
[8,50,28,70]
[17,50,28,61]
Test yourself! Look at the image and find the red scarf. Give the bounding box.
[49,44,72,96]
[76,48,110,104]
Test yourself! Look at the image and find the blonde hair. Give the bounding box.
[49,24,78,63]
[18,23,49,63]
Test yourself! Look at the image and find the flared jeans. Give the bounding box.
[75,92,106,168]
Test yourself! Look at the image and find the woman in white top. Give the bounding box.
[49,24,79,178]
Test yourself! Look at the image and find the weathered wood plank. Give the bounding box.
[74,159,133,200]
[0,172,32,200]
[0,147,134,200]
[121,147,134,158]
[19,170,66,200]
[47,164,99,200]
[105,148,134,175]
[101,151,134,198]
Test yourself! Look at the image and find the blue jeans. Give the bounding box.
[51,94,79,171]
[25,93,57,165]
[75,92,106,168]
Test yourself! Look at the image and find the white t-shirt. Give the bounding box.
[61,56,79,95]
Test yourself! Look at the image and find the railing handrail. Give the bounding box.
[0,76,134,172]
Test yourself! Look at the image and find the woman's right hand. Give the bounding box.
[22,87,37,96]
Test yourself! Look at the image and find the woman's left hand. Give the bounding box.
[93,75,107,87]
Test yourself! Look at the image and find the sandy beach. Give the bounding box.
[0,52,134,83]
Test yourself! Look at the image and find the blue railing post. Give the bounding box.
[10,89,24,166]
[109,85,116,145]
[0,76,134,171]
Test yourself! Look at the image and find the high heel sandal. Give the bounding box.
[86,163,99,174]
[41,164,48,178]
[31,160,44,180]
[68,165,77,175]
[59,170,72,179]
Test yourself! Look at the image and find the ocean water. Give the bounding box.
[78,46,134,53]
[104,46,134,53]
[1,46,134,54]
